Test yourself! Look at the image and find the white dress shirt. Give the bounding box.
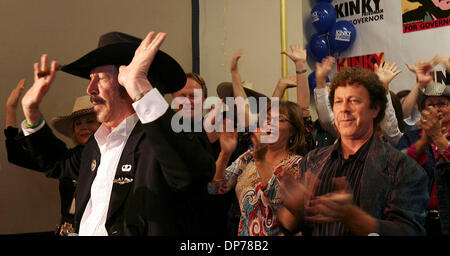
[314,87,336,136]
[22,88,169,236]
[79,113,138,236]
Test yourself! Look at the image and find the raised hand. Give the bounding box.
[374,61,402,90]
[6,78,26,111]
[283,43,309,114]
[230,48,243,73]
[279,76,297,89]
[21,54,58,126]
[219,129,238,155]
[406,59,433,88]
[315,56,335,88]
[118,31,167,99]
[431,55,450,71]
[203,98,224,143]
[281,44,306,64]
[405,63,417,74]
[5,78,26,128]
[272,76,297,98]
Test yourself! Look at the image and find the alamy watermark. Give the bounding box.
[170,89,281,143]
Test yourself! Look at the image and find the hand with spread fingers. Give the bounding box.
[405,58,431,74]
[281,44,307,65]
[213,122,238,182]
[406,59,434,88]
[118,31,167,99]
[281,43,310,115]
[21,54,58,126]
[374,61,402,90]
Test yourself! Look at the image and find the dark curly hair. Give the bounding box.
[328,66,387,128]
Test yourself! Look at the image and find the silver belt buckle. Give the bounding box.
[59,222,75,236]
[428,210,440,220]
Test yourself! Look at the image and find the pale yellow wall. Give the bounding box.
[0,0,192,234]
[199,0,304,102]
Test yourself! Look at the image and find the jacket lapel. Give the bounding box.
[75,140,100,228]
[106,122,144,223]
[359,137,391,216]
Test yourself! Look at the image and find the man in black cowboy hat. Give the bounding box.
[20,31,215,236]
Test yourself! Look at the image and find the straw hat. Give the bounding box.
[417,81,450,111]
[50,95,95,138]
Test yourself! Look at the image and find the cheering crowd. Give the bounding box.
[4,31,450,236]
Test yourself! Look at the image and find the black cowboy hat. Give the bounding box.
[61,31,186,94]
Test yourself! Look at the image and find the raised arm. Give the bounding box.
[375,61,402,89]
[119,32,215,192]
[21,54,58,127]
[431,55,450,72]
[402,59,433,118]
[213,129,238,182]
[229,49,252,128]
[272,76,296,98]
[5,78,45,171]
[281,44,309,116]
[5,78,26,128]
[374,61,403,146]
[313,56,336,135]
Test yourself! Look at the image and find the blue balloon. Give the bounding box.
[329,20,357,53]
[309,33,330,62]
[308,71,330,96]
[311,2,336,34]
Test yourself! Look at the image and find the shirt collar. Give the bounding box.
[94,114,139,146]
[332,135,374,163]
[330,139,342,159]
